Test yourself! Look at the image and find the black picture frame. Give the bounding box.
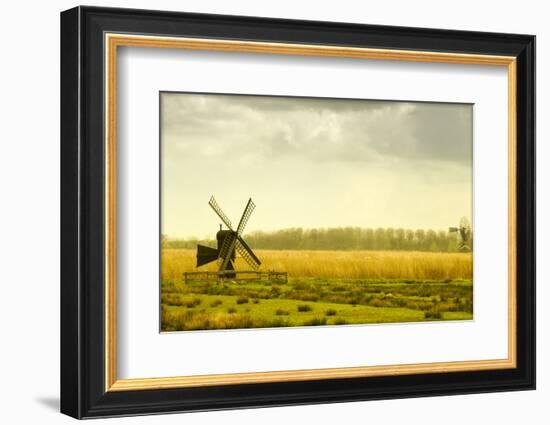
[61,5,535,419]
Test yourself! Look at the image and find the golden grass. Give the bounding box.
[162,249,472,281]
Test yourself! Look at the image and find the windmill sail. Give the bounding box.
[236,237,261,270]
[218,232,238,272]
[237,198,255,235]
[208,196,233,230]
[196,244,218,267]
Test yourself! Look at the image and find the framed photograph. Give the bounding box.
[60,6,535,419]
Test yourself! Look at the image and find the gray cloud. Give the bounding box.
[161,92,472,169]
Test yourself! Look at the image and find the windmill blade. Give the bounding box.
[236,237,261,270]
[218,232,238,272]
[236,198,255,236]
[208,196,233,230]
[459,216,471,230]
[217,232,236,262]
[196,244,219,267]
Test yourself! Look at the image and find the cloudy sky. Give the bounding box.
[161,92,472,239]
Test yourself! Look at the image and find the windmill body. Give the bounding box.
[196,196,262,279]
[449,216,472,252]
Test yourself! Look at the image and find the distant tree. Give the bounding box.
[436,230,448,251]
[405,229,415,250]
[414,229,425,250]
[374,228,388,250]
[164,226,467,252]
[426,229,437,251]
[362,228,374,249]
[385,228,396,249]
[395,228,405,250]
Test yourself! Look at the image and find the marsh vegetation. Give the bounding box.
[160,249,473,331]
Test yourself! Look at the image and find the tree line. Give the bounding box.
[163,226,469,252]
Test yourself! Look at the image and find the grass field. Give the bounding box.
[162,249,472,281]
[161,249,473,331]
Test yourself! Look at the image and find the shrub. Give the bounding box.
[270,286,281,297]
[275,308,289,316]
[159,295,201,308]
[183,297,202,308]
[161,309,194,331]
[162,294,187,307]
[236,296,249,304]
[324,294,349,304]
[424,310,443,320]
[210,299,223,307]
[297,304,312,312]
[299,293,320,302]
[292,281,312,291]
[333,318,349,325]
[252,298,260,304]
[303,317,327,326]
[227,307,237,314]
[268,318,291,328]
[418,302,435,311]
[186,312,255,330]
[369,298,391,308]
[392,297,408,307]
[325,309,337,316]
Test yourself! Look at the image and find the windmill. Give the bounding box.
[449,216,472,252]
[196,196,261,278]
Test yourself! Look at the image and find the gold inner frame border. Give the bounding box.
[104,33,517,392]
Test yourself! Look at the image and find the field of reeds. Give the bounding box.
[160,248,473,331]
[161,249,472,281]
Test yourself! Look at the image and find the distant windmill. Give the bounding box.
[196,196,261,278]
[449,216,472,252]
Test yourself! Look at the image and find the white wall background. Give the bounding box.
[0,0,545,423]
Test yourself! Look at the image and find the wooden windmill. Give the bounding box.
[449,216,472,252]
[196,196,261,278]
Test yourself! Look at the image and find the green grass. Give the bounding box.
[161,277,473,331]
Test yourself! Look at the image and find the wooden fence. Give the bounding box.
[183,270,287,284]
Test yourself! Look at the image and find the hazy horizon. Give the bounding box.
[163,224,466,241]
[161,92,472,240]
